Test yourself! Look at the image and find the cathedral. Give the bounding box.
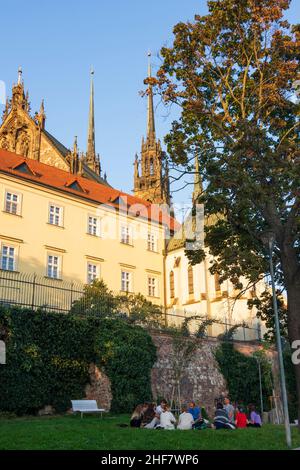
[0,63,264,339]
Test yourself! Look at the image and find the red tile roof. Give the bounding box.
[0,148,179,232]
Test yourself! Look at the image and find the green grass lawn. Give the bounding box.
[0,414,299,450]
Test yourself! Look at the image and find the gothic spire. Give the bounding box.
[18,66,23,86]
[70,136,79,174]
[147,52,155,140]
[86,67,96,164]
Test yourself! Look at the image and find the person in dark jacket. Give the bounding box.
[214,402,235,430]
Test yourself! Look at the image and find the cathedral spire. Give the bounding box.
[147,52,155,140]
[18,66,23,85]
[85,68,101,176]
[87,67,96,163]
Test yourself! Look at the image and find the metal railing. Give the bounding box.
[0,270,84,313]
[0,269,262,341]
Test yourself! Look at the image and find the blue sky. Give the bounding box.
[0,0,299,209]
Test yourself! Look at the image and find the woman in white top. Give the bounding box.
[177,405,194,430]
[159,405,177,430]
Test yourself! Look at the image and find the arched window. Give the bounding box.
[170,271,175,299]
[150,158,154,175]
[214,273,221,293]
[188,265,194,296]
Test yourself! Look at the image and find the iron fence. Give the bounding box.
[0,270,84,313]
[0,269,262,341]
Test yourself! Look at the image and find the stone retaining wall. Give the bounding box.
[85,332,277,416]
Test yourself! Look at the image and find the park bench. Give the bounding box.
[71,400,106,419]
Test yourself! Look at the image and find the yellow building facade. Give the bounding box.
[0,69,264,337]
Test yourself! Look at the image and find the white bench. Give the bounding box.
[71,400,106,419]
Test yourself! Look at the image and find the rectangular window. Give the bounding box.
[47,254,61,279]
[87,263,100,283]
[147,233,157,252]
[121,271,132,292]
[49,205,63,226]
[148,276,157,297]
[121,226,132,245]
[1,245,16,271]
[5,192,20,215]
[88,216,100,237]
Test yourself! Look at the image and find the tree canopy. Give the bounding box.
[155,0,300,422]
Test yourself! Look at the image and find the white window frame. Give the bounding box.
[46,254,62,279]
[148,276,158,298]
[120,225,133,245]
[147,233,157,252]
[121,270,133,293]
[0,243,17,271]
[48,204,63,227]
[87,215,101,237]
[4,190,22,216]
[87,262,100,284]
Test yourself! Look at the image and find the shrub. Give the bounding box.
[95,318,157,413]
[0,306,157,415]
[215,343,273,411]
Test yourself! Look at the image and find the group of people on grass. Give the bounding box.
[130,397,262,431]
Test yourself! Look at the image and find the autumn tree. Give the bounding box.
[156,0,300,424]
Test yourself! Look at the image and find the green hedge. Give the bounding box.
[0,306,156,415]
[96,318,157,413]
[215,343,273,410]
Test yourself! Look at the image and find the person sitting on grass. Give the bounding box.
[187,401,201,422]
[130,404,145,428]
[159,404,177,430]
[155,399,167,416]
[177,404,194,430]
[235,406,248,429]
[224,397,235,425]
[247,405,262,428]
[141,402,156,428]
[213,402,236,430]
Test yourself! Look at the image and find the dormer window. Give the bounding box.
[65,179,86,193]
[12,161,36,176]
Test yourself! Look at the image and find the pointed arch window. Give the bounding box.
[170,270,175,299]
[214,273,221,297]
[188,265,194,296]
[150,158,154,176]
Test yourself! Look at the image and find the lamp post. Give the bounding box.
[261,230,292,448]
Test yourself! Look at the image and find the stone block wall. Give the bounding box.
[86,332,277,417]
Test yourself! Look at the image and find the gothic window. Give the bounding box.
[188,265,194,296]
[150,158,154,175]
[215,273,221,294]
[170,270,175,299]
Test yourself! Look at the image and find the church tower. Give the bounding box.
[133,54,170,205]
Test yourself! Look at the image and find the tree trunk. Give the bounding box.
[286,281,300,431]
[280,241,300,431]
